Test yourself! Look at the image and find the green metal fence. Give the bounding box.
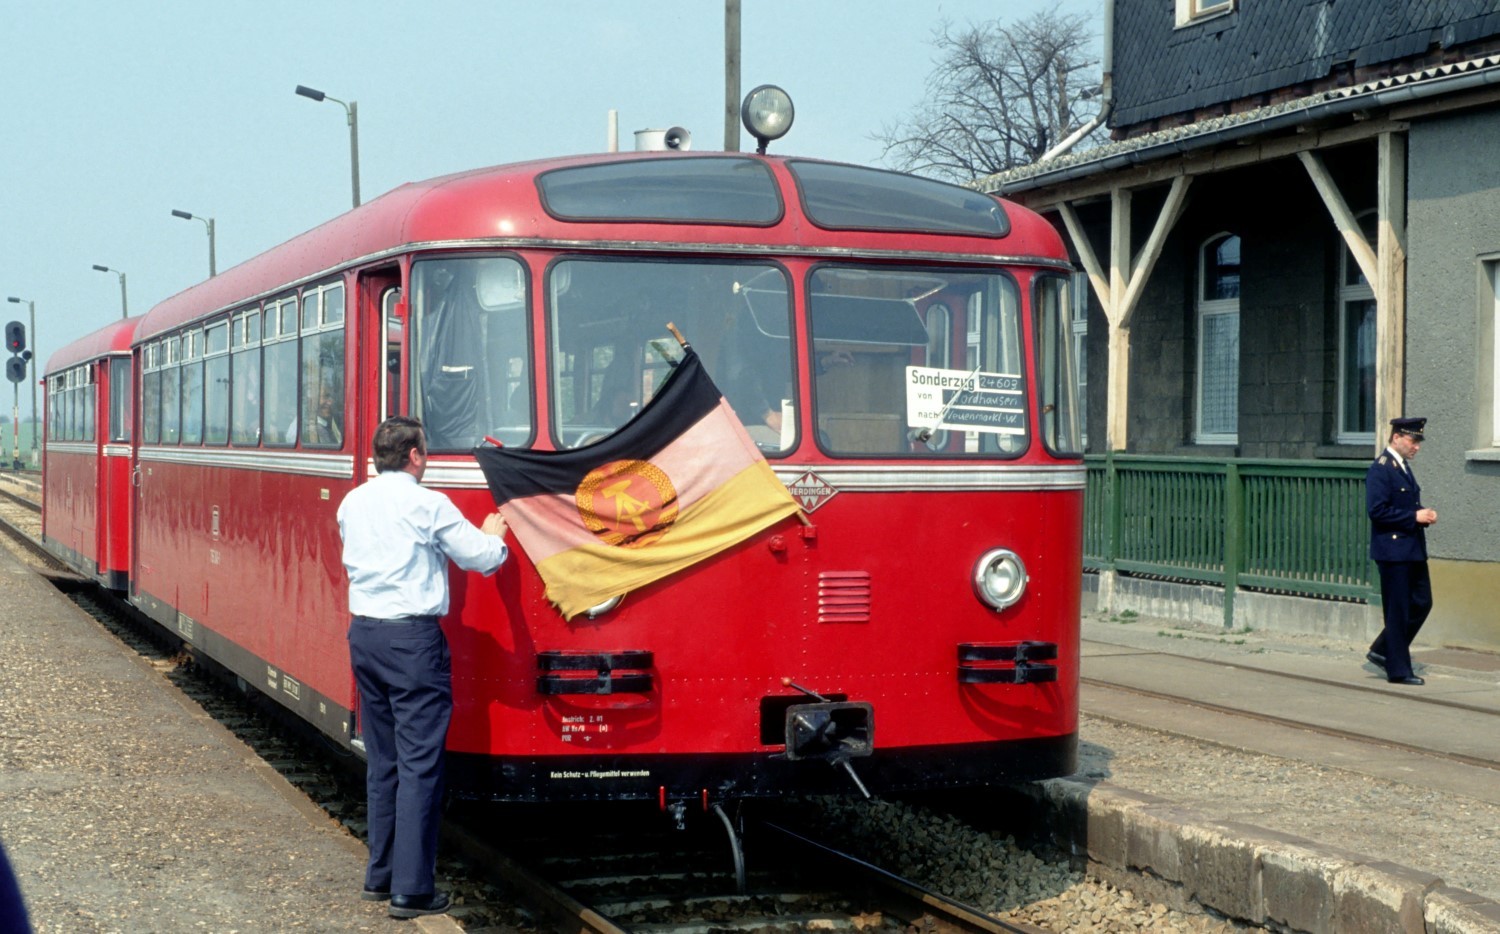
[1085,454,1378,624]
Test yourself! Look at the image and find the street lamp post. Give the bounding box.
[171,209,217,277]
[295,84,361,208]
[5,296,36,466]
[92,265,128,319]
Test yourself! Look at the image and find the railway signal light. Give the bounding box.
[4,321,23,354]
[6,356,25,384]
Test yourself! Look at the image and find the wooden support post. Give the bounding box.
[1298,150,1379,292]
[1117,176,1192,327]
[1107,187,1132,451]
[1056,177,1192,453]
[1376,132,1408,450]
[1059,202,1110,310]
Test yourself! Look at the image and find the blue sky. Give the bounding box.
[1,0,1095,389]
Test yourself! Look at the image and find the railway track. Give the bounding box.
[0,471,61,572]
[445,801,1050,933]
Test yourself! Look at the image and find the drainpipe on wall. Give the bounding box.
[1039,0,1114,162]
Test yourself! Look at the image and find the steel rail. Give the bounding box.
[0,483,40,513]
[758,821,1049,934]
[441,820,628,934]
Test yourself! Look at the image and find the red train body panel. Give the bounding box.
[44,150,1085,804]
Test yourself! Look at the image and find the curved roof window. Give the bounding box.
[789,160,1010,237]
[538,157,782,225]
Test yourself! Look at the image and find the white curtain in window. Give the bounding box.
[1200,311,1239,436]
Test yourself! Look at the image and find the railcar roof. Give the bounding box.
[45,315,141,374]
[138,152,1067,341]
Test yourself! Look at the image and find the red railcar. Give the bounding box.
[42,316,140,590]
[45,131,1084,805]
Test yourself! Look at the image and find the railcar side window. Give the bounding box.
[161,336,182,445]
[82,368,96,441]
[810,266,1025,457]
[410,257,530,451]
[67,370,80,441]
[547,258,793,453]
[56,367,94,442]
[1035,275,1082,456]
[299,282,345,448]
[109,357,130,443]
[230,309,261,445]
[141,341,161,444]
[45,376,57,440]
[204,320,230,445]
[263,296,299,446]
[181,329,204,445]
[381,287,403,419]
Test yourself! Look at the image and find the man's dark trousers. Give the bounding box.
[1371,560,1432,679]
[348,615,451,897]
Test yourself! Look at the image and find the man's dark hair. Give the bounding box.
[373,416,424,472]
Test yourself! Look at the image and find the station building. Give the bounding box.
[980,0,1500,651]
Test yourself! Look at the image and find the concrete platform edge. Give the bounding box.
[999,778,1500,933]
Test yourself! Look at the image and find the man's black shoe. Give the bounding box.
[389,892,451,919]
[1366,651,1386,668]
[360,887,390,902]
[1388,675,1424,685]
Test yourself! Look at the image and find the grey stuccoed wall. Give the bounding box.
[1405,105,1500,563]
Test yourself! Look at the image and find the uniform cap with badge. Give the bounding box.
[1391,416,1425,441]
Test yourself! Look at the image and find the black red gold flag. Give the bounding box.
[473,348,799,620]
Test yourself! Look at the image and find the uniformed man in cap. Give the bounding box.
[1365,416,1436,685]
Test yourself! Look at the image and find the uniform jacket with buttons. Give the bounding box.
[1367,450,1427,562]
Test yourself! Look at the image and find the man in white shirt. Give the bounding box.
[337,416,508,919]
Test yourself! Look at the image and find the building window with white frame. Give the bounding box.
[1490,261,1500,448]
[1176,0,1236,27]
[1196,233,1240,444]
[1337,212,1378,444]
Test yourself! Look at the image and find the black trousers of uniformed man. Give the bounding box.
[1369,560,1433,680]
[348,615,451,898]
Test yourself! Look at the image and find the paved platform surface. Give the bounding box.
[0,545,462,932]
[1052,613,1500,932]
[1080,615,1500,797]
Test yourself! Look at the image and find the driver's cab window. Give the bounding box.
[810,266,1025,456]
[409,256,531,451]
[381,286,403,420]
[547,258,794,453]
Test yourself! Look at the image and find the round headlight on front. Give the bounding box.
[741,84,794,153]
[972,548,1027,611]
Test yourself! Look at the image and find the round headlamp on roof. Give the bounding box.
[741,85,794,154]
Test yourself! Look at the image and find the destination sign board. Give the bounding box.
[904,365,1025,436]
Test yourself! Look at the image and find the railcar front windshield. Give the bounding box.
[810,266,1026,457]
[547,258,794,453]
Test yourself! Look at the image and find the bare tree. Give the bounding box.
[878,8,1102,182]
